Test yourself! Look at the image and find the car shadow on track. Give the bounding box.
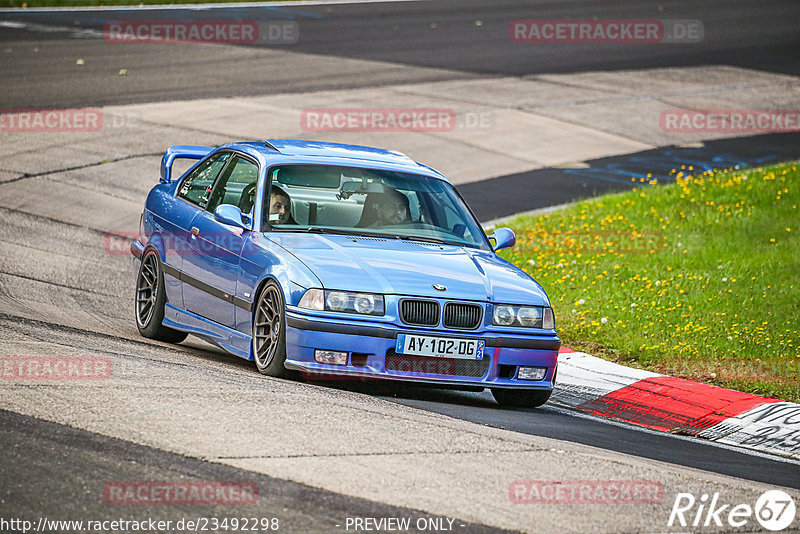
[172,336,531,412]
[316,379,505,409]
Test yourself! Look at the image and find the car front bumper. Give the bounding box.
[283,310,559,390]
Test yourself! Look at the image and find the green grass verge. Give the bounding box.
[499,161,800,402]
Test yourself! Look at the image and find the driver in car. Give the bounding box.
[247,184,296,225]
[268,185,294,224]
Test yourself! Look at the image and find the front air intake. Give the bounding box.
[443,302,482,330]
[399,299,439,326]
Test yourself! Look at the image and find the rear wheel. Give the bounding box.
[253,281,289,377]
[135,250,188,343]
[491,388,551,408]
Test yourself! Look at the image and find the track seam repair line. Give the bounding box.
[0,312,194,357]
[0,152,162,185]
[214,448,543,460]
[0,270,120,299]
[0,236,107,263]
[0,205,120,237]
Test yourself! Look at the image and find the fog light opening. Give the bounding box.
[350,353,369,367]
[314,350,348,365]
[517,366,547,381]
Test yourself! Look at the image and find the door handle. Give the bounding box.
[190,226,200,237]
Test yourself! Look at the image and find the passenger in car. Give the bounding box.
[357,188,412,227]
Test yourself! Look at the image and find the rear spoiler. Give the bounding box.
[159,145,214,184]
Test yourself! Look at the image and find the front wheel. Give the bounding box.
[253,281,289,377]
[135,250,187,343]
[491,388,551,408]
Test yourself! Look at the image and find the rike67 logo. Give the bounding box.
[668,490,796,531]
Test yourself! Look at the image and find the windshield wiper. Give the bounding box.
[395,234,472,247]
[304,227,365,237]
[394,234,446,245]
[271,226,351,235]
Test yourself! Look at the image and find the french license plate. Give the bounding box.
[396,334,484,360]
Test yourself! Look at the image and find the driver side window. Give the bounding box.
[205,156,259,214]
[177,152,231,208]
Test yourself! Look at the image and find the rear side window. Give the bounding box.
[177,152,231,207]
[206,156,260,214]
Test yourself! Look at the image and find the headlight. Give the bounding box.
[299,289,384,316]
[492,305,555,329]
[517,306,541,327]
[326,291,349,312]
[353,293,377,314]
[493,305,516,326]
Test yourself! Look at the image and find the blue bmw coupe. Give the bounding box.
[132,139,560,407]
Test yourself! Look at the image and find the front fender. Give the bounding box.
[235,233,322,333]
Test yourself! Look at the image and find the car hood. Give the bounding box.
[266,233,549,305]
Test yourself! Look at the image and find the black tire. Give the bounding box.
[135,250,188,343]
[491,388,551,408]
[252,281,290,377]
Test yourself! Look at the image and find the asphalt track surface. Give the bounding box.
[1,0,799,107]
[2,1,800,532]
[0,409,505,533]
[347,382,800,491]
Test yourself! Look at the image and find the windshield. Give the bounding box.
[261,164,489,249]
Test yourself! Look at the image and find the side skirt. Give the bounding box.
[163,303,253,360]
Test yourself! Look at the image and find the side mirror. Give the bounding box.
[213,204,249,230]
[489,227,516,251]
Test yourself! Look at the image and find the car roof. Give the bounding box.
[218,139,448,182]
